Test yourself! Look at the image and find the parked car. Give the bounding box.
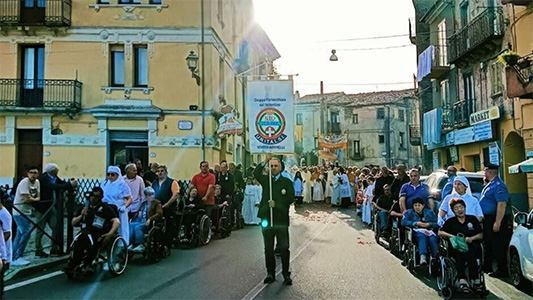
[424,170,485,201]
[420,175,428,184]
[509,211,533,291]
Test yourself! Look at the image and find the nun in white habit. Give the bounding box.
[102,166,133,245]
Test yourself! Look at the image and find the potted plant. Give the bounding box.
[498,51,521,66]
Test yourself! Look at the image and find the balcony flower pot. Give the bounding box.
[498,51,521,66]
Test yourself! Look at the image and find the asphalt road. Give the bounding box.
[5,204,532,299]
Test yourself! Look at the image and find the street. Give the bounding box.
[4,204,531,300]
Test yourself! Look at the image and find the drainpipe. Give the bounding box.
[201,0,206,161]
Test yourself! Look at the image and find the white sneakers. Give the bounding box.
[420,254,428,265]
[11,257,30,266]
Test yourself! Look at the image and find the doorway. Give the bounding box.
[17,129,43,180]
[20,45,45,107]
[20,0,46,25]
[108,131,148,172]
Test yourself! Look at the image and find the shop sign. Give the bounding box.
[469,106,500,126]
[474,121,493,141]
[488,142,499,166]
[454,127,475,145]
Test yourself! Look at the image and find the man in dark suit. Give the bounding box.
[253,153,295,285]
[36,163,77,257]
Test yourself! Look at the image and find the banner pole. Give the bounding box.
[269,158,273,228]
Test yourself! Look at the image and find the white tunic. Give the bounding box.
[301,171,313,203]
[324,170,333,198]
[313,175,324,201]
[242,185,261,225]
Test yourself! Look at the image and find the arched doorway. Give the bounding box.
[503,131,528,211]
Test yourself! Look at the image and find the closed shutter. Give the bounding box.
[109,131,148,142]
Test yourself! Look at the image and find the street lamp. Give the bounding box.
[329,49,338,61]
[186,50,201,86]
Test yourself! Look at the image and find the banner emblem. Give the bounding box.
[255,108,287,144]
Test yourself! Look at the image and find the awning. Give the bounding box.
[508,158,533,174]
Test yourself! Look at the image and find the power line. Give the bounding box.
[318,44,415,51]
[318,34,409,42]
[298,82,414,86]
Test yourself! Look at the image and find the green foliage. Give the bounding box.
[498,51,521,66]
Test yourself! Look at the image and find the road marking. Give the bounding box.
[485,279,512,300]
[241,221,330,300]
[5,270,63,291]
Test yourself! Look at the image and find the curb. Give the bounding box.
[5,257,68,282]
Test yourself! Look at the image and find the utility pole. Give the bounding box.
[386,106,391,167]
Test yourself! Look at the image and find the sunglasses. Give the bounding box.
[107,173,118,177]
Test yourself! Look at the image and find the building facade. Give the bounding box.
[0,0,279,185]
[414,0,533,210]
[294,89,422,168]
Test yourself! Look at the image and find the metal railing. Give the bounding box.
[441,105,454,132]
[448,7,504,63]
[0,79,82,109]
[513,53,533,85]
[0,0,72,26]
[453,100,472,128]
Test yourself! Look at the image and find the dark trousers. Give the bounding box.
[482,214,511,272]
[295,196,303,205]
[163,209,177,247]
[262,226,290,275]
[452,242,481,280]
[71,233,101,267]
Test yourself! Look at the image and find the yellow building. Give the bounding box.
[0,0,280,185]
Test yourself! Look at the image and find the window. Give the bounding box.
[377,108,385,119]
[135,47,148,87]
[491,63,502,95]
[25,0,46,7]
[399,132,405,149]
[378,135,385,144]
[296,113,302,125]
[464,73,475,114]
[98,0,110,3]
[460,1,469,28]
[352,140,360,157]
[330,111,340,124]
[111,47,125,87]
[352,113,359,124]
[440,79,450,107]
[150,0,162,3]
[119,0,142,4]
[399,109,405,122]
[219,57,225,98]
[437,19,447,66]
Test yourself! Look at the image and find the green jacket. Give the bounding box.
[253,162,295,227]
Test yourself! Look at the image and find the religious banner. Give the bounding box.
[248,80,294,154]
[318,133,347,149]
[216,104,243,138]
[319,150,337,161]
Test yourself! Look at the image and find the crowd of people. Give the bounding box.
[0,157,516,295]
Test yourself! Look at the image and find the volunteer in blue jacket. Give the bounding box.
[479,165,510,278]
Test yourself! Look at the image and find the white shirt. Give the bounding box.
[123,175,145,213]
[0,207,13,262]
[14,178,39,216]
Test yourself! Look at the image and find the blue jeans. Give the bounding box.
[129,222,147,246]
[379,211,388,230]
[13,214,32,260]
[414,231,439,257]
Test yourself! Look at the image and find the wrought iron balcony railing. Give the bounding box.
[441,105,454,133]
[0,0,72,27]
[448,7,503,63]
[506,53,533,98]
[453,99,472,128]
[0,79,81,111]
[409,124,421,146]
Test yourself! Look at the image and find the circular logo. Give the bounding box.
[255,108,286,140]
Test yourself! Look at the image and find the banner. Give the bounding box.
[248,80,294,154]
[318,133,347,149]
[319,150,337,161]
[217,104,243,138]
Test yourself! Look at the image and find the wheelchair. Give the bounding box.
[436,239,487,299]
[64,231,128,280]
[129,219,170,263]
[212,204,231,238]
[402,227,437,274]
[176,207,212,247]
[388,216,403,257]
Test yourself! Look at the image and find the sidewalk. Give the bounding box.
[6,217,70,282]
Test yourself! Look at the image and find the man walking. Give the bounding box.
[191,161,216,217]
[152,165,179,247]
[479,165,511,277]
[36,163,77,257]
[254,154,295,285]
[123,163,146,218]
[440,166,457,201]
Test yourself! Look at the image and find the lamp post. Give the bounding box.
[186,50,201,86]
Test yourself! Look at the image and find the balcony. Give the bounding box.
[328,122,342,135]
[448,7,504,64]
[409,124,421,146]
[453,100,472,128]
[0,79,82,113]
[505,53,533,99]
[441,105,454,133]
[501,0,532,5]
[418,45,450,80]
[0,0,72,27]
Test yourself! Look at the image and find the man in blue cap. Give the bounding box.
[479,165,510,277]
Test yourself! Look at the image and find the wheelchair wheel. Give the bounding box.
[441,287,452,300]
[108,236,128,276]
[436,257,449,291]
[146,227,164,263]
[198,214,212,246]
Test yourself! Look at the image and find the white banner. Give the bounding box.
[247,80,294,154]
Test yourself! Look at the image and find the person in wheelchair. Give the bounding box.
[401,198,439,265]
[438,198,483,290]
[212,185,231,237]
[177,186,202,242]
[128,187,163,253]
[374,184,396,238]
[68,187,120,274]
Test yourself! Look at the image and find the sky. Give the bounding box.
[253,0,418,97]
